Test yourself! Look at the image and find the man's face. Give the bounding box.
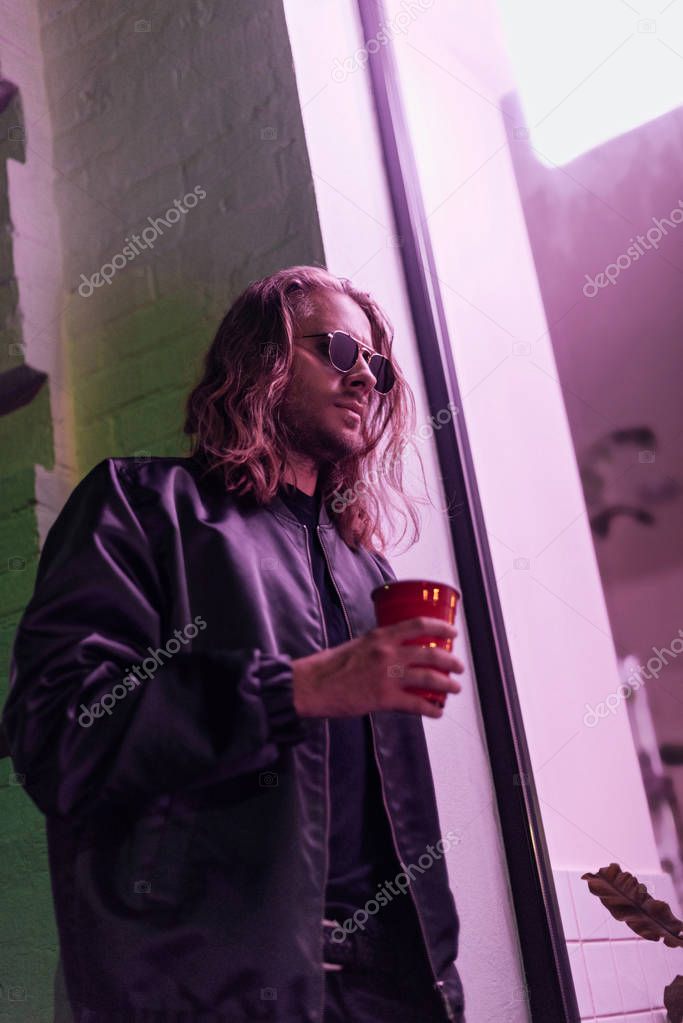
[280,290,381,467]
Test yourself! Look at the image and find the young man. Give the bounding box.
[3,265,466,1023]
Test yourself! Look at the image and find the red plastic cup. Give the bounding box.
[370,579,460,709]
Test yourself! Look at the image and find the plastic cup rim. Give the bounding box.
[370,579,461,601]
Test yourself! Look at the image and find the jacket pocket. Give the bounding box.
[129,794,197,908]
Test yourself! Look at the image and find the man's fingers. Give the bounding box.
[400,645,464,675]
[402,671,461,695]
[393,616,458,639]
[399,694,444,718]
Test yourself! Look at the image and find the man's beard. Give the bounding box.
[285,407,363,465]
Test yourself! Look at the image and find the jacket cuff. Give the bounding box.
[255,652,308,746]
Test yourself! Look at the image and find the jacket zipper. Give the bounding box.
[301,524,331,1023]
[316,528,353,642]
[317,526,456,1022]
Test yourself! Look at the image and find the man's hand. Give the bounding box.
[291,616,464,719]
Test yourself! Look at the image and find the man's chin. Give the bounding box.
[327,430,365,459]
[289,421,366,465]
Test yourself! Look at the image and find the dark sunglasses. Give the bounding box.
[297,331,395,394]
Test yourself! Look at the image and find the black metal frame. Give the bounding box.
[356,2,581,1019]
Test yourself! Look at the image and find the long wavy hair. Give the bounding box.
[183,265,431,553]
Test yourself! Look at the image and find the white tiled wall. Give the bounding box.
[554,868,682,1022]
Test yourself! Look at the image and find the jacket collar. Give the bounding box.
[188,455,336,531]
[267,491,335,530]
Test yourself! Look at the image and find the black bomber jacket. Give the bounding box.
[2,455,465,1023]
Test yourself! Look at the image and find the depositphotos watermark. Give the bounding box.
[331,0,434,83]
[331,400,459,514]
[583,628,683,727]
[78,615,207,726]
[329,829,460,943]
[77,185,207,297]
[582,198,683,298]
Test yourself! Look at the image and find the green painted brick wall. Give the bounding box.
[0,72,57,1023]
[68,294,216,469]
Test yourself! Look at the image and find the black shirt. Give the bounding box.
[277,482,401,920]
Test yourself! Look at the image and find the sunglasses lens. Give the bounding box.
[370,354,395,394]
[329,331,357,371]
[329,332,395,393]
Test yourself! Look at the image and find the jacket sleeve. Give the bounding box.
[1,458,308,820]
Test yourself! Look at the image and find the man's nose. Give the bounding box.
[345,350,377,392]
